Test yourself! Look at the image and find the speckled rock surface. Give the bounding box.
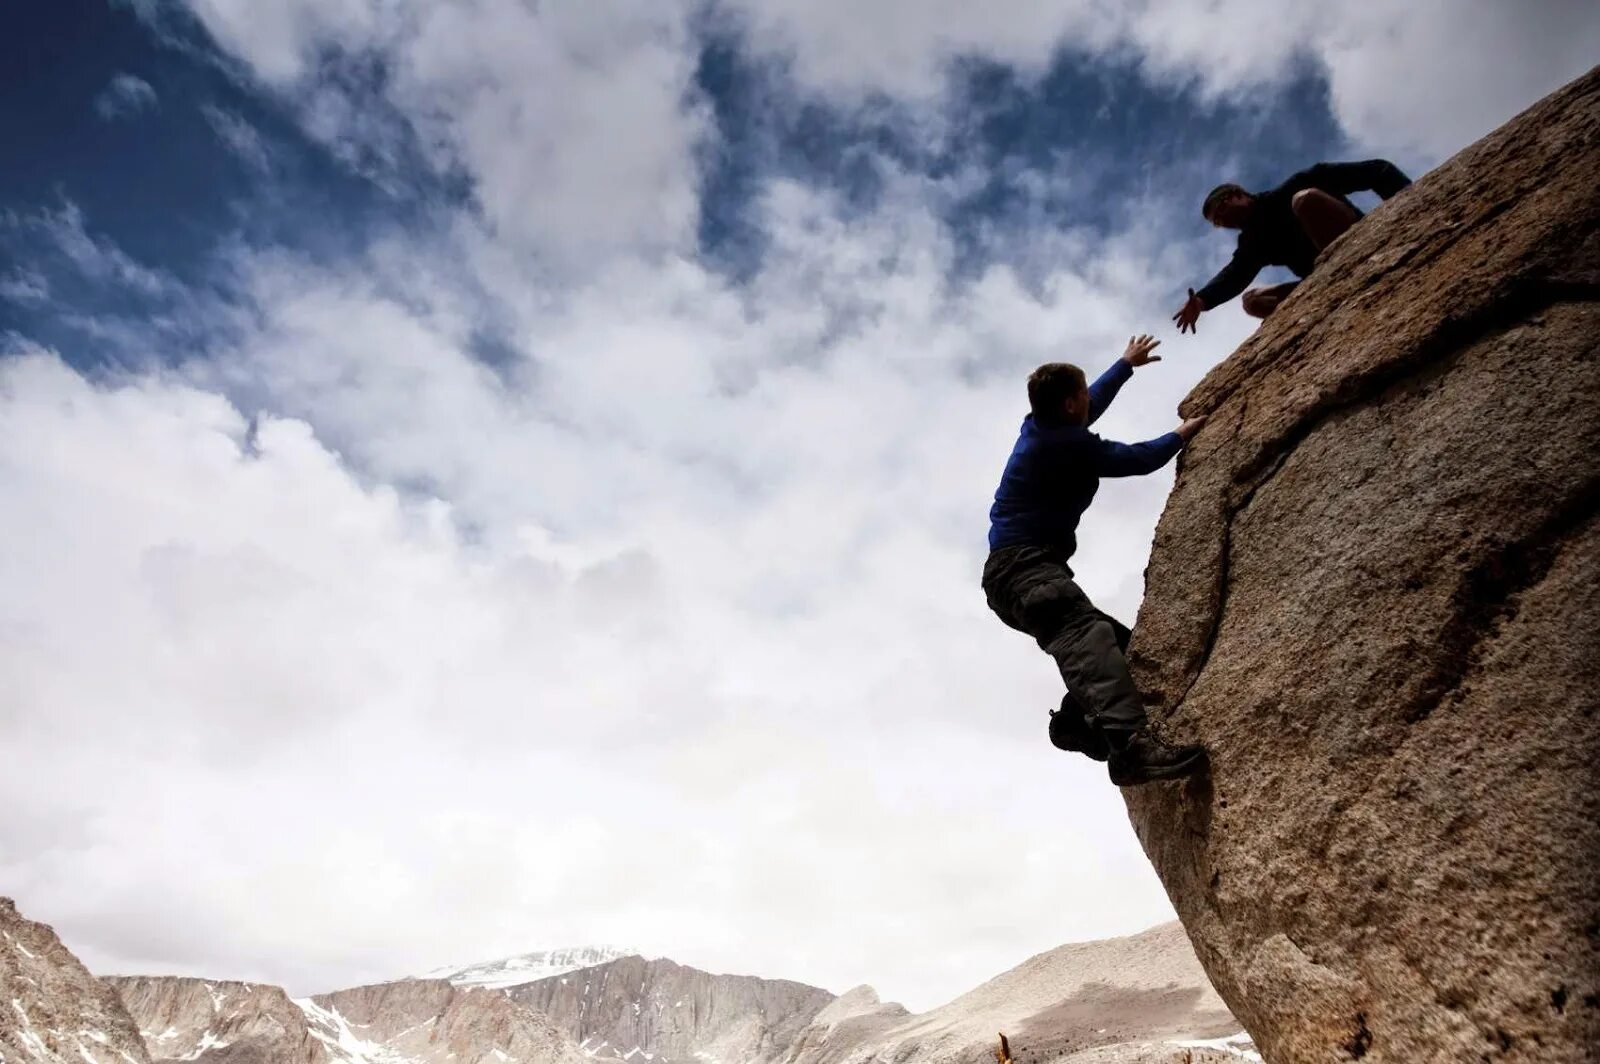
[1123,67,1600,1063]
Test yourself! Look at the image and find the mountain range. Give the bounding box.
[1,897,1253,1064]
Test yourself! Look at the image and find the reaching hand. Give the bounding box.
[1172,289,1204,334]
[1121,334,1161,366]
[1177,414,1208,441]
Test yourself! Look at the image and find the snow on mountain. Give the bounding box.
[427,948,637,990]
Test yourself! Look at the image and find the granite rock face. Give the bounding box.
[310,979,589,1064]
[508,954,834,1063]
[0,897,151,1064]
[1124,67,1600,1063]
[108,976,332,1064]
[109,975,590,1064]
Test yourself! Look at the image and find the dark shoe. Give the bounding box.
[1106,731,1206,786]
[1048,693,1111,762]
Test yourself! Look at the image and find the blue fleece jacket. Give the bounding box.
[987,358,1184,557]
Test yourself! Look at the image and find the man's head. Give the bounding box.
[1202,183,1253,229]
[1028,362,1089,426]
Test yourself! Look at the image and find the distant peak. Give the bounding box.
[425,945,636,989]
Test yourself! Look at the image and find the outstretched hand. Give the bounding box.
[1177,414,1208,441]
[1121,334,1161,366]
[1172,289,1204,334]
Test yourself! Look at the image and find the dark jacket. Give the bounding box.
[1195,159,1412,309]
[987,359,1183,557]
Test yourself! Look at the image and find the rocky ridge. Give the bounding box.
[109,975,335,1064]
[778,922,1241,1064]
[0,897,151,1064]
[107,975,590,1064]
[507,954,833,1063]
[3,893,1248,1064]
[1124,65,1600,1063]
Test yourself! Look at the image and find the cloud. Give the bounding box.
[0,167,1254,1007]
[152,0,1599,284]
[1309,1,1600,157]
[157,0,708,267]
[0,268,50,306]
[5,200,174,298]
[201,104,274,171]
[11,0,1590,1018]
[723,0,1599,159]
[94,73,160,121]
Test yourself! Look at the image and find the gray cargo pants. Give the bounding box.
[982,545,1147,732]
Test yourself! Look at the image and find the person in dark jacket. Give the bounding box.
[1172,159,1412,331]
[983,334,1207,786]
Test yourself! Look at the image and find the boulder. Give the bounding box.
[1124,66,1600,1063]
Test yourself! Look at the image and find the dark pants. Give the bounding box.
[1241,279,1301,319]
[982,545,1147,732]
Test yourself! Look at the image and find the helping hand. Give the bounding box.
[1121,334,1161,366]
[1172,289,1204,334]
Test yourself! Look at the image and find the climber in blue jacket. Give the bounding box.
[1172,159,1413,331]
[983,334,1207,786]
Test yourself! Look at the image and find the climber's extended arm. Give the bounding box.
[1091,413,1206,477]
[1194,246,1266,311]
[1087,335,1161,425]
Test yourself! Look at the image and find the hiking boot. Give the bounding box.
[1048,692,1111,762]
[1106,731,1207,786]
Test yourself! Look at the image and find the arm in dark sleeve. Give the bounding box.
[1086,358,1132,426]
[1194,244,1265,309]
[1092,431,1185,477]
[1298,160,1413,200]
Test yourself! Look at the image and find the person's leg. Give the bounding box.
[986,548,1203,782]
[1241,281,1300,319]
[1045,609,1131,758]
[1015,569,1147,732]
[986,547,1145,727]
[982,546,1039,635]
[1050,690,1111,761]
[1291,188,1361,251]
[1037,597,1204,782]
[1098,610,1132,652]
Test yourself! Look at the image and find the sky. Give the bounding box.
[3,0,1597,1013]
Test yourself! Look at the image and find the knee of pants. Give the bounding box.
[1017,586,1094,642]
[1241,288,1275,318]
[1040,611,1123,661]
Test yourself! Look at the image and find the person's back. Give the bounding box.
[981,335,1207,787]
[988,417,1100,559]
[1173,159,1413,329]
[1233,176,1357,280]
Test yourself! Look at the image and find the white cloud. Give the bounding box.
[13,0,1588,1018]
[717,0,1112,99]
[156,0,1599,284]
[201,104,274,171]
[0,168,1253,1007]
[178,0,379,84]
[725,0,1599,158]
[167,0,707,267]
[1309,0,1600,157]
[0,267,50,306]
[3,200,175,298]
[94,73,160,121]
